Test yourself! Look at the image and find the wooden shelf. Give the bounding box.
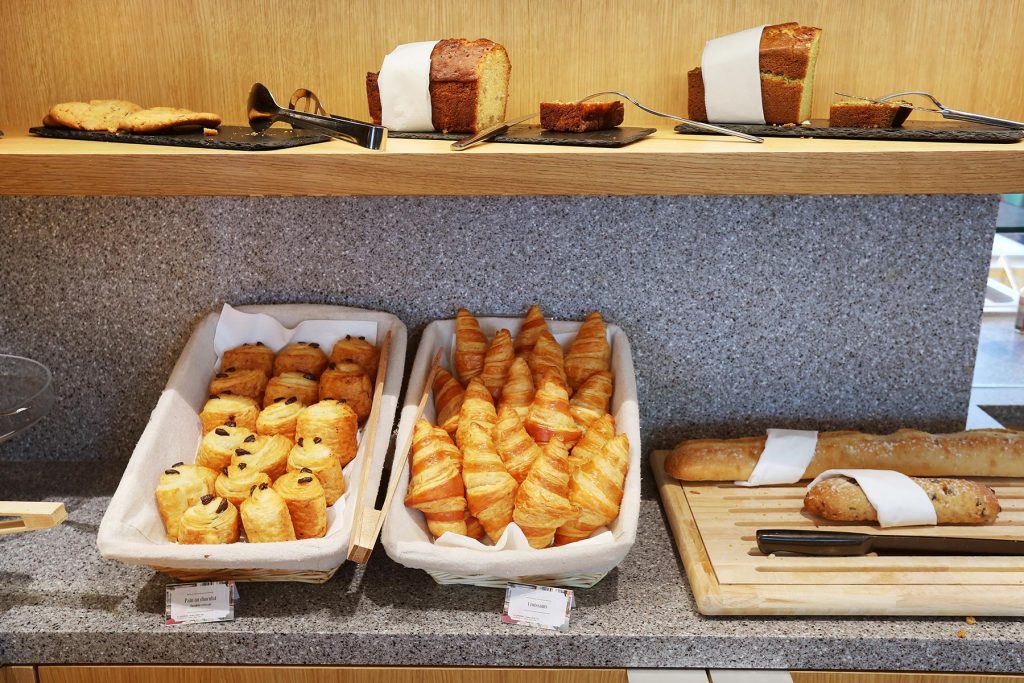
[1,130,1022,196]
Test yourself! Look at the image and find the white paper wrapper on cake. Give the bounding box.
[97,304,407,573]
[700,24,767,123]
[735,428,818,487]
[381,315,641,583]
[807,469,938,528]
[377,40,440,131]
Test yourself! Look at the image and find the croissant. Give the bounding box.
[330,335,380,381]
[514,304,550,357]
[528,331,567,388]
[464,512,486,542]
[494,405,543,484]
[555,433,630,545]
[404,419,468,538]
[273,342,328,378]
[221,342,276,378]
[564,312,611,392]
[454,308,488,384]
[569,413,615,470]
[525,373,581,448]
[432,368,464,436]
[480,329,515,400]
[512,437,579,549]
[569,371,614,432]
[456,377,497,449]
[199,394,259,434]
[461,421,518,543]
[497,356,534,420]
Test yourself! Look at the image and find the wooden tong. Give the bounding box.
[0,501,66,535]
[347,347,442,564]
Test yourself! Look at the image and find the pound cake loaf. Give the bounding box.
[667,428,1024,482]
[804,476,1000,524]
[367,38,511,134]
[540,101,624,133]
[829,99,912,128]
[688,22,823,124]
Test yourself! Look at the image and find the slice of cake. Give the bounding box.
[366,38,511,134]
[829,99,912,128]
[539,101,624,133]
[688,22,823,125]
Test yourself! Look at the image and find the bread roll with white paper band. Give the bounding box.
[804,476,1001,524]
[666,428,1024,482]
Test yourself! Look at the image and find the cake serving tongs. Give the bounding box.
[247,83,388,150]
[452,90,763,150]
[836,91,1024,129]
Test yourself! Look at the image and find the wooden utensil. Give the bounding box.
[0,501,67,535]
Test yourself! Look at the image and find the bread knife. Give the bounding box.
[835,91,1024,129]
[756,529,1024,557]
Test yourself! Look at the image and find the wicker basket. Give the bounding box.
[381,314,641,589]
[97,304,406,583]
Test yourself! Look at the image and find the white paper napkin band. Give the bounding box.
[735,428,818,487]
[377,40,440,131]
[807,469,938,528]
[700,24,767,124]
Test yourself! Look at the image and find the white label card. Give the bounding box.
[502,582,573,631]
[165,581,235,625]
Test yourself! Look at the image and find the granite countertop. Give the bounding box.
[3,458,1024,673]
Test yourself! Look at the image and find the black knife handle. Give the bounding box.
[756,529,874,556]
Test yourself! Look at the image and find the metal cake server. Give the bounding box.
[451,89,763,150]
[247,83,388,150]
[757,529,1024,557]
[836,91,1024,129]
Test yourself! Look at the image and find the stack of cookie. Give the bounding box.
[43,99,221,134]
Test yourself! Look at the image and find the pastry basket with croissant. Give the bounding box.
[381,306,641,589]
[96,304,407,583]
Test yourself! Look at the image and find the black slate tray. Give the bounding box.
[674,119,1023,143]
[390,124,656,147]
[28,125,331,150]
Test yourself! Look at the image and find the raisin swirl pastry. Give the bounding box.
[288,439,346,506]
[196,425,258,472]
[273,342,329,378]
[240,482,296,542]
[263,371,319,408]
[155,463,219,541]
[256,398,304,440]
[274,469,328,539]
[208,368,269,403]
[214,462,272,508]
[330,335,380,382]
[231,434,291,480]
[178,494,240,544]
[295,399,359,465]
[199,394,259,434]
[319,361,373,421]
[222,342,275,377]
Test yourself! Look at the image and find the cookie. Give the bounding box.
[117,107,221,133]
[45,99,142,132]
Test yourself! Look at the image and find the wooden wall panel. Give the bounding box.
[1,0,1022,131]
[37,666,626,683]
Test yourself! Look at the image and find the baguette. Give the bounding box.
[666,429,1024,482]
[804,476,1000,524]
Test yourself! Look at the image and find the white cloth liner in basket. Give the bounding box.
[381,315,641,585]
[97,304,407,573]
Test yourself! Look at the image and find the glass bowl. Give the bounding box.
[0,354,54,444]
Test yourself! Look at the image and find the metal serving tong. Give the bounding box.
[451,89,763,150]
[247,83,387,150]
[836,91,1024,129]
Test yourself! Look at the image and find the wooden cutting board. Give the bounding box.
[652,449,1024,616]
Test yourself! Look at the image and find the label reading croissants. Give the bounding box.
[165,581,235,625]
[502,583,573,631]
